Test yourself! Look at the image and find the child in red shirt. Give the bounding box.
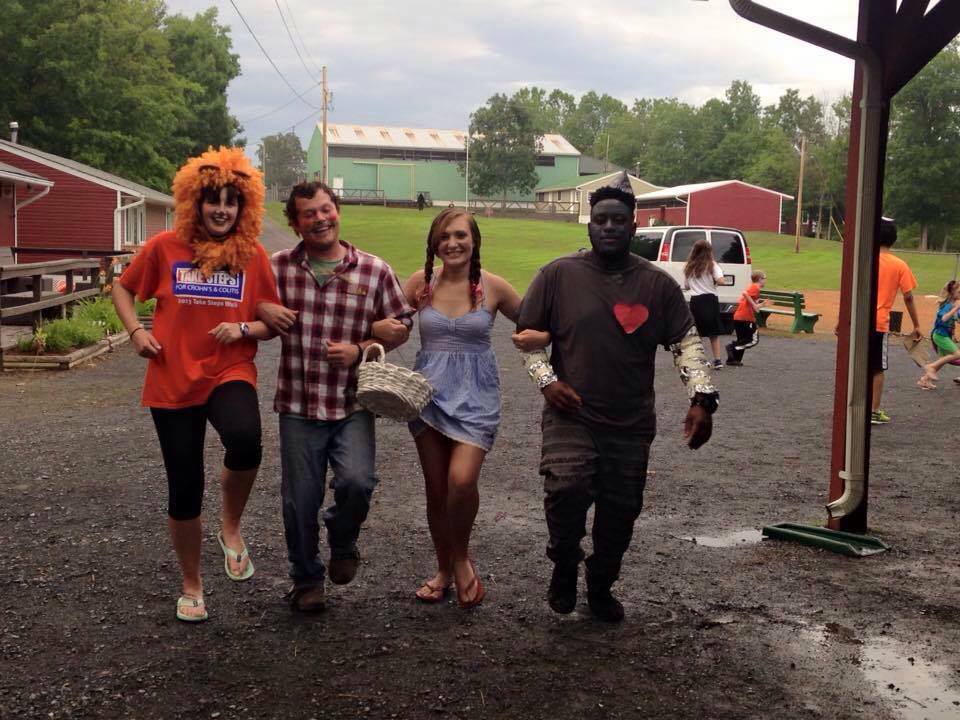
[726,271,766,366]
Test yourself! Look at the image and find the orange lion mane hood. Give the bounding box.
[172,146,264,277]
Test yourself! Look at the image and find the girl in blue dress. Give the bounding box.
[403,208,547,608]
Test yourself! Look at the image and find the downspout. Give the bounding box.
[725,0,882,520]
[15,185,51,213]
[14,185,52,252]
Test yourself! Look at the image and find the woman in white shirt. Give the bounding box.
[683,239,726,369]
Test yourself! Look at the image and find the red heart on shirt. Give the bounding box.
[613,303,649,334]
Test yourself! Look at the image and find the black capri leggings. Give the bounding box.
[150,380,262,521]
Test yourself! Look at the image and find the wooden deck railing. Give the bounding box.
[0,255,134,350]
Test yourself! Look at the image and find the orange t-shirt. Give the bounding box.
[733,283,761,322]
[120,231,281,409]
[875,250,917,333]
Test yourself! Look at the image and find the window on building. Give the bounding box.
[429,132,442,146]
[329,127,340,139]
[535,156,556,167]
[404,130,416,143]
[353,127,366,139]
[379,129,392,143]
[330,146,378,159]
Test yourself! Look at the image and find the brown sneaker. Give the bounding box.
[328,552,360,585]
[289,584,326,612]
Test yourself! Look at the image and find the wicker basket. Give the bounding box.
[356,343,434,421]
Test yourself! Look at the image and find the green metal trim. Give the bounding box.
[761,522,889,557]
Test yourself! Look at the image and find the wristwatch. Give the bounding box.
[690,391,719,414]
[239,321,250,338]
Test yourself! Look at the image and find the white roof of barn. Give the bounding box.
[323,123,580,156]
[636,179,793,201]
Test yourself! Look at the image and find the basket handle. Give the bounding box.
[361,343,386,364]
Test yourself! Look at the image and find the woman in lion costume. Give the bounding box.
[112,146,283,623]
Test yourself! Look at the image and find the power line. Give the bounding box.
[227,0,319,110]
[284,0,325,79]
[275,0,320,84]
[289,108,320,131]
[240,81,321,125]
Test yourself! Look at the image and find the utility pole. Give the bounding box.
[604,132,611,172]
[321,65,329,184]
[261,142,267,186]
[794,134,807,254]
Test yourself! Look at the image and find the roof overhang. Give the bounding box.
[0,140,172,206]
[635,180,793,202]
[0,167,54,189]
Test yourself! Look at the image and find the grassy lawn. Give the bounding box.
[266,203,957,296]
[266,203,586,292]
[747,231,955,296]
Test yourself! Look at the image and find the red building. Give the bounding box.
[0,161,54,260]
[0,138,173,262]
[635,180,792,233]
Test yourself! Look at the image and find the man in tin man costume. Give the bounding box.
[516,171,718,622]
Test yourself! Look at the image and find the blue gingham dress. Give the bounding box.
[408,296,501,451]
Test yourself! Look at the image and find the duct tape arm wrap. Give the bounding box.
[521,349,558,389]
[669,326,718,399]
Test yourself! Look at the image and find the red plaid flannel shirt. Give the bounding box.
[271,240,414,420]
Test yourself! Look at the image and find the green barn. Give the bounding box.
[306,123,581,204]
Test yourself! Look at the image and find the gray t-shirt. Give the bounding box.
[517,250,693,435]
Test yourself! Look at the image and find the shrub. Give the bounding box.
[135,298,156,317]
[41,318,105,353]
[17,318,105,354]
[73,297,124,334]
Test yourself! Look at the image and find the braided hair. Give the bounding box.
[419,208,483,308]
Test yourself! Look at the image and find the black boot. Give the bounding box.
[586,569,624,623]
[547,562,578,615]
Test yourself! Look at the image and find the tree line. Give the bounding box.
[0,1,243,192]
[469,41,960,250]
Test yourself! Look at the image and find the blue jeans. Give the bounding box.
[279,411,378,589]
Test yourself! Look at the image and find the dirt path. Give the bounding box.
[764,289,943,336]
[1,322,958,719]
[259,216,295,255]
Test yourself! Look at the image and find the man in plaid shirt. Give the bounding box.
[258,181,414,612]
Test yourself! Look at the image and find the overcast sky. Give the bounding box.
[164,1,863,150]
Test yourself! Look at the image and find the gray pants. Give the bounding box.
[279,411,378,589]
[540,407,650,584]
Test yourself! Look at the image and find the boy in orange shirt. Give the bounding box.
[725,271,766,366]
[871,219,921,424]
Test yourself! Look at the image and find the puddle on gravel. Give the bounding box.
[678,529,764,547]
[803,624,960,719]
[861,638,960,719]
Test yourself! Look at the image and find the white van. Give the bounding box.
[630,226,753,333]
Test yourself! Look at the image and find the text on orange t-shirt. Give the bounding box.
[119,230,281,408]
